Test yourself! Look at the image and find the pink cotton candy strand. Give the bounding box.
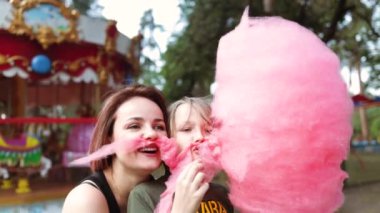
[212,7,352,213]
[159,137,221,178]
[159,137,181,169]
[155,145,193,213]
[69,142,115,166]
[195,136,222,182]
[68,138,142,166]
[69,136,171,166]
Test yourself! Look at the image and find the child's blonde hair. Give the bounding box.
[168,97,211,136]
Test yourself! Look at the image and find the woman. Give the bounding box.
[62,84,169,213]
[128,97,233,213]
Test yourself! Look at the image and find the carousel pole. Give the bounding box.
[95,49,106,112]
[80,82,85,106]
[94,83,100,112]
[11,76,31,193]
[11,76,26,117]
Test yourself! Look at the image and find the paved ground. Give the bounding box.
[338,181,380,213]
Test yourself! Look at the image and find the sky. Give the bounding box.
[341,66,368,95]
[99,0,181,53]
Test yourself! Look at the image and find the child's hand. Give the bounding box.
[171,160,209,213]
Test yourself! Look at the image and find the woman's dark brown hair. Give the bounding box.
[88,84,168,171]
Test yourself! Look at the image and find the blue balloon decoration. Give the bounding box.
[31,54,51,74]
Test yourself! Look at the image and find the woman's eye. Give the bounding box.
[154,125,166,131]
[127,124,140,129]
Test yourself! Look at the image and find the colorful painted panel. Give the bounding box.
[24,4,70,35]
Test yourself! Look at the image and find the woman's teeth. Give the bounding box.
[139,147,158,154]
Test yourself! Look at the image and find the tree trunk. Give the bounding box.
[356,58,369,141]
[263,0,274,13]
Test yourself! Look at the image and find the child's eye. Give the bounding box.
[204,125,213,134]
[180,127,192,132]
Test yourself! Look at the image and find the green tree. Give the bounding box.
[162,0,246,101]
[161,0,379,101]
[62,0,101,16]
[138,9,166,87]
[71,0,95,14]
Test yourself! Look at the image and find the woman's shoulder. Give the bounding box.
[62,184,108,213]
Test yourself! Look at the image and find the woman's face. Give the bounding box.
[112,96,167,173]
[173,103,212,157]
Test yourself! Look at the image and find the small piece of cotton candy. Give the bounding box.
[156,138,221,213]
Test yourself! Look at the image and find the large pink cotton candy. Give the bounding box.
[212,8,353,213]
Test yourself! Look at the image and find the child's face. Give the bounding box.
[173,103,212,157]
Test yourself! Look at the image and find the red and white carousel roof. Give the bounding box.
[0,0,141,86]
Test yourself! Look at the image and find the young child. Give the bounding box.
[127,97,233,213]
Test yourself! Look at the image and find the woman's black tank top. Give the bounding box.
[82,171,120,213]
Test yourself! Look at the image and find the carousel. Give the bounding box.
[0,0,141,204]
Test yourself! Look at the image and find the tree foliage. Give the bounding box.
[162,0,246,101]
[138,9,166,87]
[71,0,95,14]
[160,0,380,101]
[60,0,102,16]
